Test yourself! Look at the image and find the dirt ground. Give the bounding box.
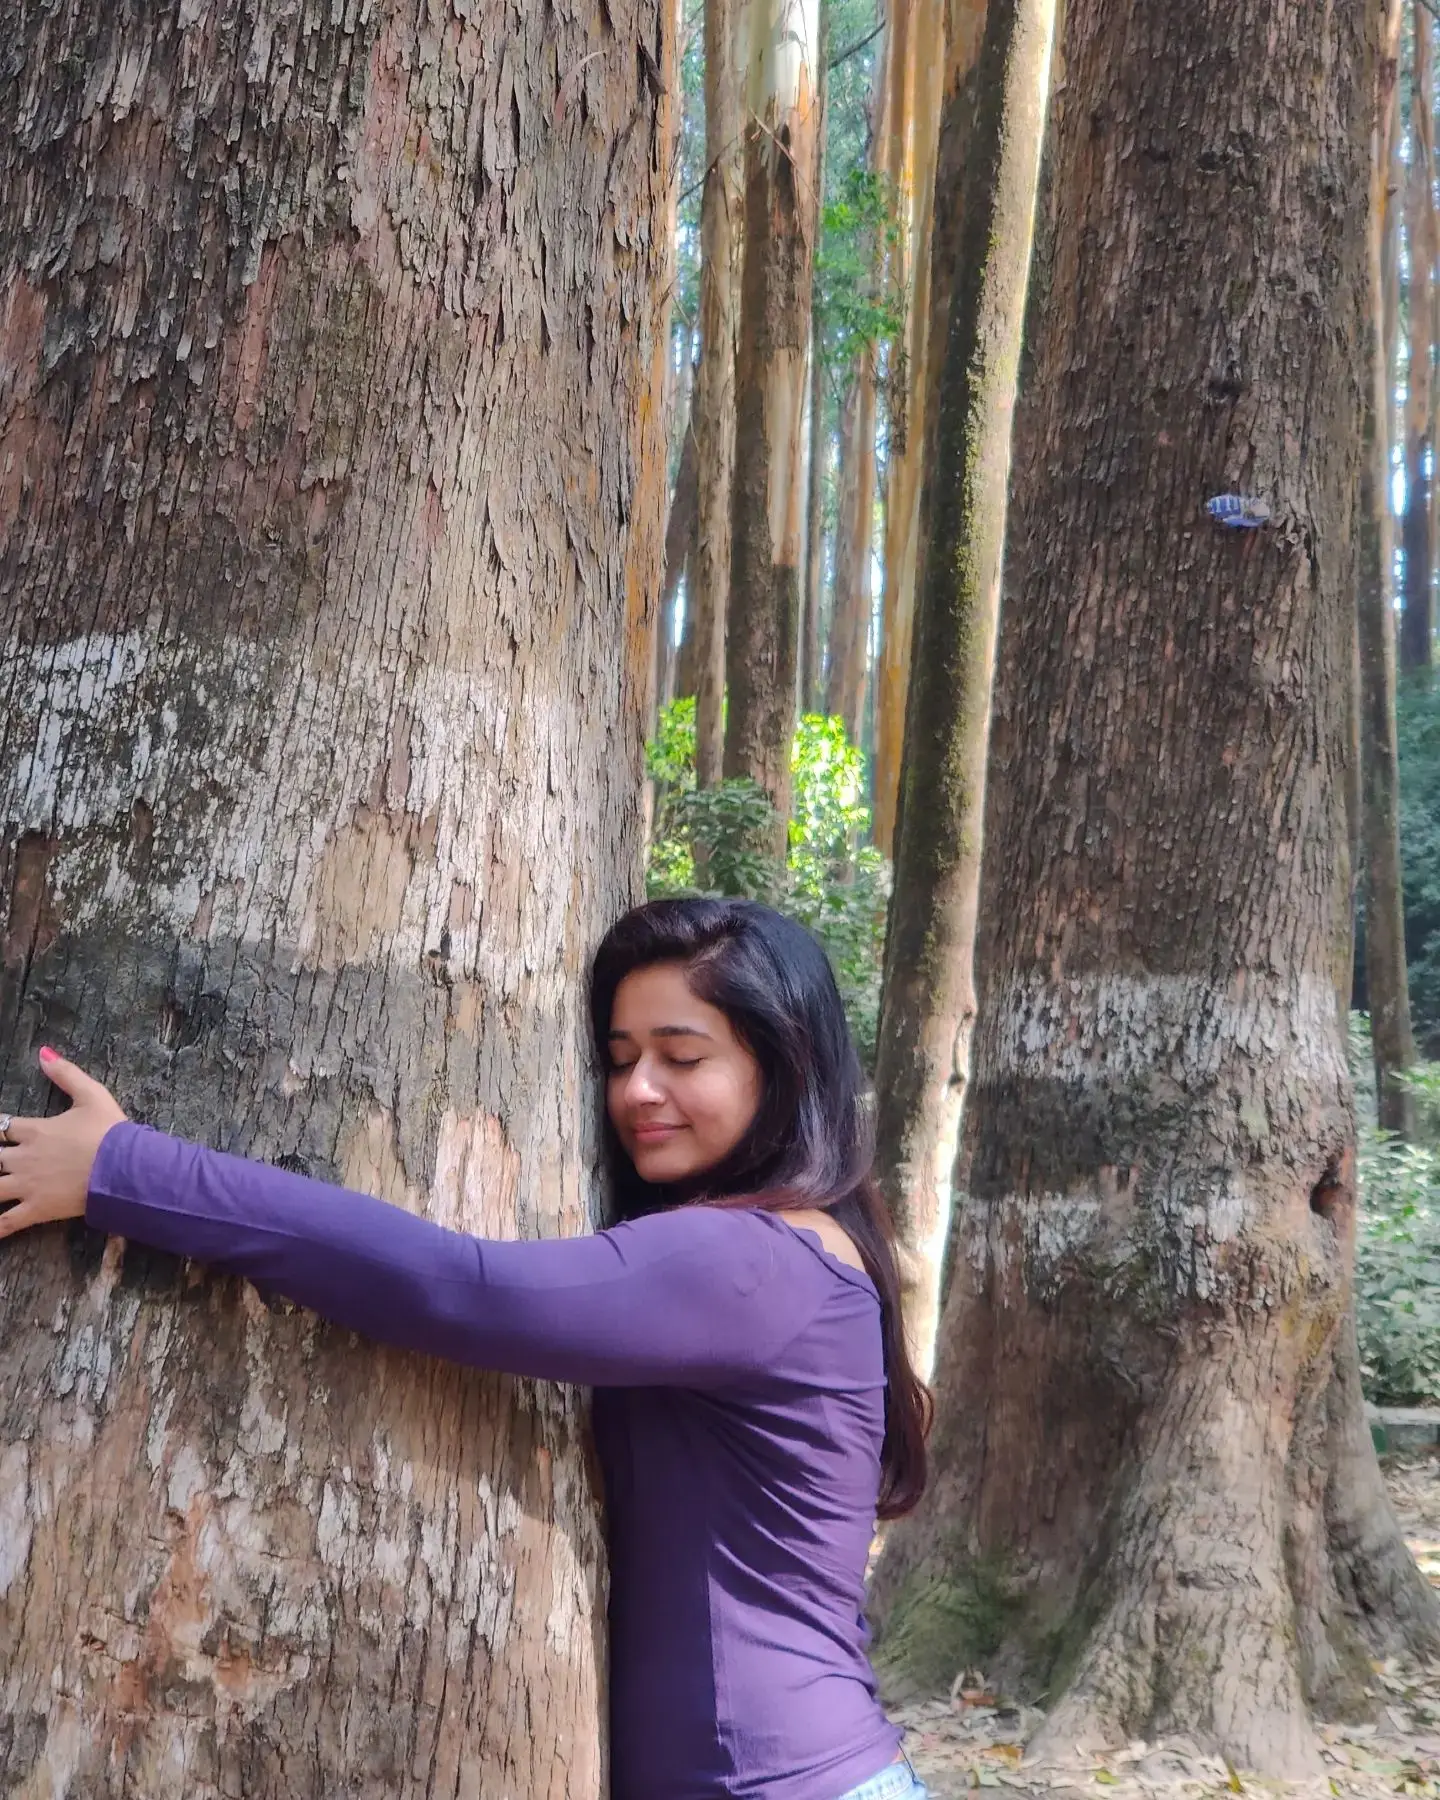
[894,1454,1440,1800]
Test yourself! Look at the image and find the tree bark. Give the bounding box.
[725,0,821,846]
[1402,3,1436,676]
[0,1,672,1792]
[870,0,1440,1775]
[871,0,1053,1378]
[1361,0,1418,1137]
[826,359,879,744]
[692,0,746,789]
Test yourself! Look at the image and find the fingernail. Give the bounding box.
[38,1046,56,1061]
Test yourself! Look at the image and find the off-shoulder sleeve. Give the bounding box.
[87,1123,826,1387]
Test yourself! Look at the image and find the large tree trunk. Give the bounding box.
[871,0,1053,1377]
[1361,0,1418,1137]
[692,0,746,789]
[0,1,672,1793]
[1402,4,1436,676]
[826,359,879,744]
[870,0,1440,1776]
[725,0,821,846]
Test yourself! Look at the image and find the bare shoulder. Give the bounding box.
[777,1207,867,1274]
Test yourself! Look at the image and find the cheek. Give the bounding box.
[697,1068,760,1142]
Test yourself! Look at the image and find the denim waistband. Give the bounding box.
[835,1752,928,1800]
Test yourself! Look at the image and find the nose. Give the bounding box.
[623,1056,665,1107]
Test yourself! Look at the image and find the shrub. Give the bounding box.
[1351,1014,1440,1406]
[645,702,890,1066]
[1397,678,1440,1058]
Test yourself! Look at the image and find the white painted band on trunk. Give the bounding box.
[2,628,577,985]
[954,1178,1251,1299]
[976,971,1347,1086]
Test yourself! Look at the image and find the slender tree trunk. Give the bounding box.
[802,363,833,715]
[1402,4,1436,675]
[871,0,1052,1377]
[1384,68,1404,475]
[871,0,1440,1775]
[665,418,703,705]
[725,0,821,847]
[869,0,915,852]
[872,0,950,857]
[652,40,690,733]
[1362,0,1418,1136]
[824,40,889,746]
[0,2,672,1793]
[826,358,879,743]
[800,8,832,719]
[693,0,746,789]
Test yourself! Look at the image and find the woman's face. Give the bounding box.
[606,962,763,1187]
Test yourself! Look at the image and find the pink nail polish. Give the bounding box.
[38,1046,56,1061]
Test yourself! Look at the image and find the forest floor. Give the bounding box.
[895,1452,1440,1800]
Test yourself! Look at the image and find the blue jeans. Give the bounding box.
[837,1755,929,1800]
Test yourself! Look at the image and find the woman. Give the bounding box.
[0,897,931,1800]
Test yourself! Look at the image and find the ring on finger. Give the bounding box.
[0,1114,11,1144]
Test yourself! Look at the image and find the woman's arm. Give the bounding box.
[81,1121,820,1387]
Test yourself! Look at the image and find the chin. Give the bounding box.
[630,1144,705,1185]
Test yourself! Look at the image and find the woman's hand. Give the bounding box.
[0,1050,128,1240]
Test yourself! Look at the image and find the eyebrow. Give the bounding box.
[607,1024,715,1042]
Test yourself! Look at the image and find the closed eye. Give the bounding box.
[607,1056,703,1073]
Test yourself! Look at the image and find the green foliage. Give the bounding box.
[814,166,906,382]
[822,0,883,209]
[645,701,891,1064]
[1397,677,1440,1058]
[1351,1014,1440,1406]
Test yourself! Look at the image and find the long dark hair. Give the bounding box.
[589,896,931,1518]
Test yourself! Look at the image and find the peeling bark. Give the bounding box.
[870,0,1439,1775]
[725,0,820,847]
[872,0,1053,1377]
[0,1,672,1793]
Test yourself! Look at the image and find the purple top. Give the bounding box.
[87,1123,902,1800]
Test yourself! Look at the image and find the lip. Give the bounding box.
[631,1123,682,1142]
